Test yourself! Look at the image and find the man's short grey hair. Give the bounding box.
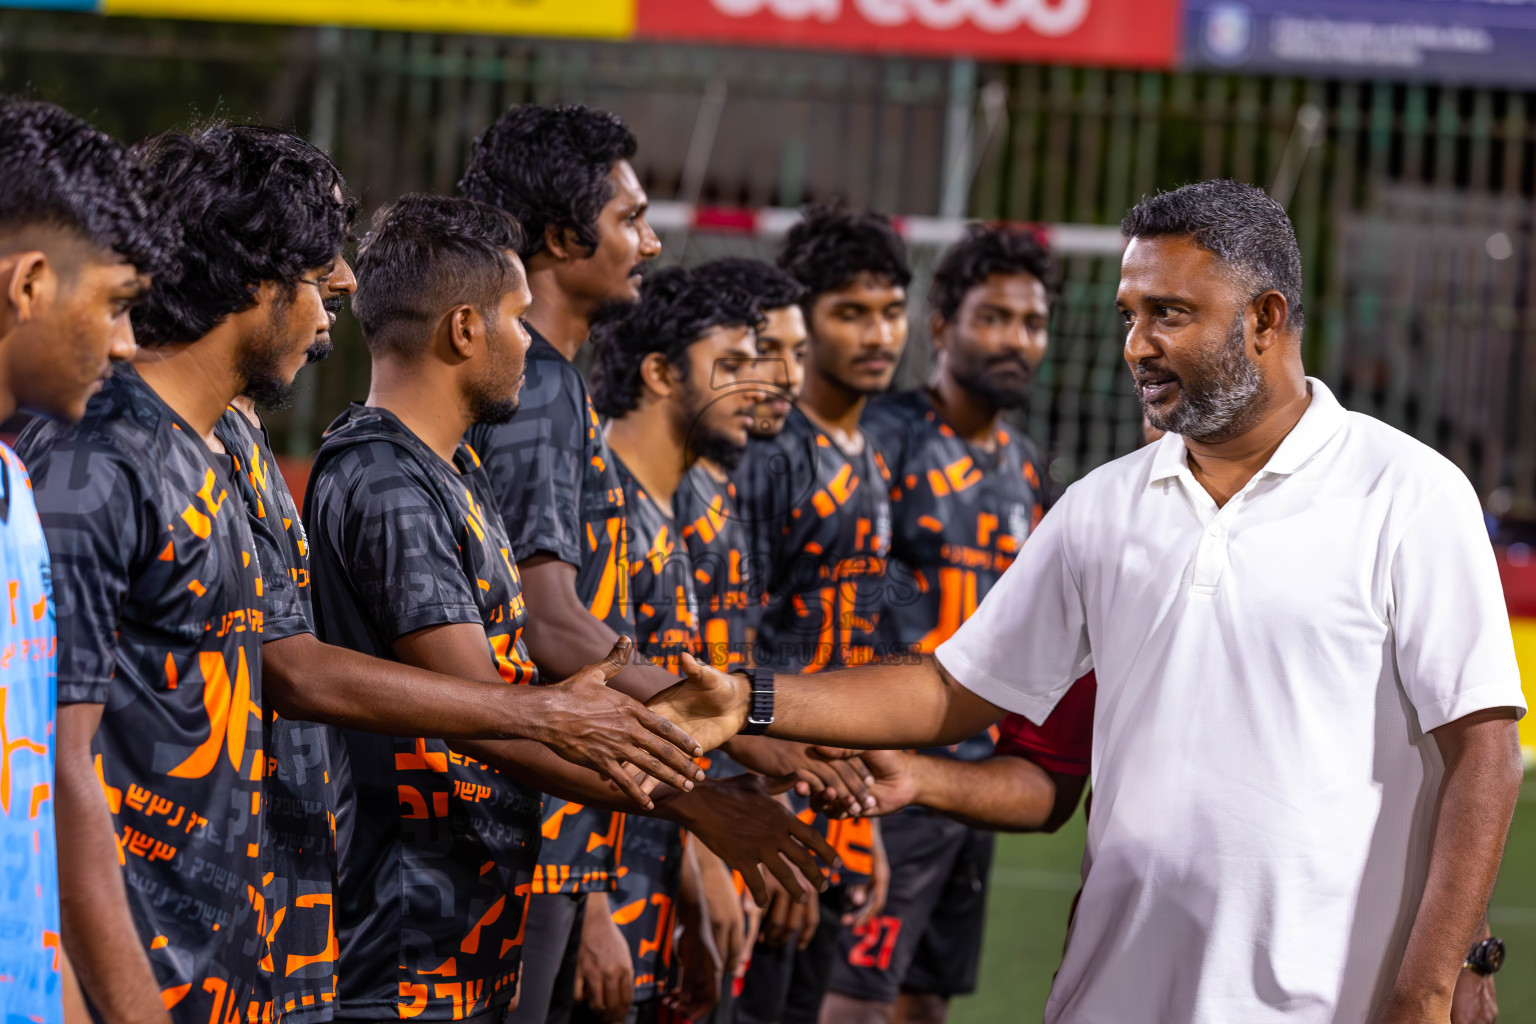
[1120,180,1305,332]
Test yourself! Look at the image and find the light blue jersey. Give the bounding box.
[0,441,60,1024]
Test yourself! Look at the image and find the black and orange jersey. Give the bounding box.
[862,389,1045,762]
[615,458,700,676]
[214,409,339,1024]
[468,328,630,894]
[609,455,699,1001]
[304,405,540,1023]
[675,463,754,672]
[18,367,269,1024]
[738,406,892,675]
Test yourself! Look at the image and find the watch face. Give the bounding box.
[1484,938,1505,973]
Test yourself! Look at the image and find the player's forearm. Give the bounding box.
[1380,710,1522,1020]
[766,657,1000,749]
[55,711,170,1024]
[263,632,560,739]
[907,754,1081,832]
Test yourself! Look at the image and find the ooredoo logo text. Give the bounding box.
[709,0,1092,37]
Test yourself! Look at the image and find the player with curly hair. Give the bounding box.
[17,124,710,1024]
[459,103,687,1024]
[582,264,765,1024]
[729,205,911,1024]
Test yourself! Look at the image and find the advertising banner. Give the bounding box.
[1184,0,1536,89]
[37,0,634,38]
[635,0,1180,68]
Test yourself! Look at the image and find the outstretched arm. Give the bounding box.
[649,653,1005,755]
[391,623,837,904]
[1376,707,1522,1024]
[838,748,1087,833]
[263,631,704,799]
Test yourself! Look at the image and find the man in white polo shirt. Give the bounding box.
[652,179,1526,1024]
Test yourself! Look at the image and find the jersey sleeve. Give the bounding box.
[994,672,1096,775]
[248,506,311,642]
[470,358,585,568]
[1390,467,1526,732]
[218,414,312,642]
[327,442,486,643]
[26,433,144,705]
[934,483,1091,725]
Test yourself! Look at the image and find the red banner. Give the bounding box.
[636,0,1180,68]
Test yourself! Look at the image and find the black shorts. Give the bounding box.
[736,887,843,1024]
[826,811,995,1004]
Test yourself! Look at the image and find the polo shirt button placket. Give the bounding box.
[1193,515,1230,594]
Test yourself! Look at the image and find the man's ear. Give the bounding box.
[3,252,54,327]
[543,224,587,263]
[929,313,951,352]
[443,305,483,361]
[1252,290,1291,352]
[638,351,675,400]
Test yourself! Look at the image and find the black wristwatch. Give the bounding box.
[739,666,775,735]
[1465,936,1505,976]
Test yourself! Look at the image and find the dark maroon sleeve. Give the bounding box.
[994,672,1096,775]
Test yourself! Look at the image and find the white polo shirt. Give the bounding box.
[936,379,1525,1024]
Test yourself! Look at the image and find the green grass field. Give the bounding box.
[953,771,1536,1022]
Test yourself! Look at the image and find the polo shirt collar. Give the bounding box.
[1148,376,1347,485]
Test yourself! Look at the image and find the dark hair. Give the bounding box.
[589,265,764,418]
[776,203,911,304]
[129,124,356,346]
[1121,179,1305,330]
[352,193,525,358]
[0,98,176,276]
[690,257,806,313]
[930,223,1058,323]
[459,103,637,261]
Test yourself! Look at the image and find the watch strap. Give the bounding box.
[740,666,775,735]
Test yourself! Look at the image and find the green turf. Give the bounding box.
[952,771,1536,1022]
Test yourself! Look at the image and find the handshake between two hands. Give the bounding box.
[530,640,915,905]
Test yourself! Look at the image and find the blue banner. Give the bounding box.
[1183,0,1536,88]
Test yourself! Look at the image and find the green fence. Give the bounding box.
[6,10,1536,508]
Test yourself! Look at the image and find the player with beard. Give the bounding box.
[19,127,707,1024]
[0,99,168,1024]
[578,265,765,1024]
[459,104,711,1024]
[823,225,1092,1024]
[730,206,910,1024]
[306,197,837,1024]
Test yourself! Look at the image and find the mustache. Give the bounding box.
[324,296,344,316]
[1132,360,1180,384]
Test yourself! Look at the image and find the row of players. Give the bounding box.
[0,99,1089,1024]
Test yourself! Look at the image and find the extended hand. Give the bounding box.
[646,651,749,754]
[668,773,838,906]
[726,736,874,818]
[814,747,918,819]
[528,637,705,808]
